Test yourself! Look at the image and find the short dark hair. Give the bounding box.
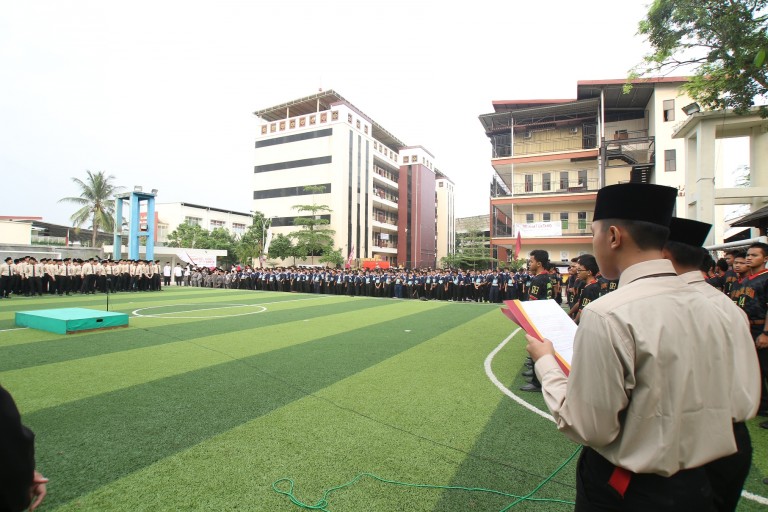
[600,219,670,251]
[715,258,729,273]
[665,240,707,268]
[748,242,768,257]
[529,249,549,265]
[724,249,739,257]
[578,254,599,275]
[732,250,747,259]
[699,254,716,273]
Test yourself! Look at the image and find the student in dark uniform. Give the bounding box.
[723,249,740,296]
[573,254,600,325]
[730,251,748,285]
[520,249,553,392]
[731,242,768,422]
[0,384,48,511]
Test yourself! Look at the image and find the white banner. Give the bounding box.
[380,233,390,240]
[514,222,562,238]
[177,250,218,268]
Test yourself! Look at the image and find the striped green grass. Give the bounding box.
[1,288,767,511]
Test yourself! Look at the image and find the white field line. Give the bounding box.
[484,327,554,423]
[485,328,768,505]
[131,295,330,318]
[0,327,29,333]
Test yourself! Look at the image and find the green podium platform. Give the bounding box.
[15,308,129,335]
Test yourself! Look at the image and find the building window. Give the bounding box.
[560,212,569,230]
[559,171,569,190]
[578,169,588,189]
[184,216,202,226]
[232,223,246,235]
[542,212,551,222]
[663,99,675,122]
[542,172,551,191]
[210,219,225,229]
[439,182,443,187]
[524,174,533,193]
[526,213,534,224]
[665,149,677,172]
[578,211,587,230]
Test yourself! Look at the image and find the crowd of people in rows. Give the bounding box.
[5,184,767,512]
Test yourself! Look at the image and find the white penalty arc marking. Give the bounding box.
[133,304,268,319]
[485,327,554,423]
[131,295,330,319]
[484,328,768,505]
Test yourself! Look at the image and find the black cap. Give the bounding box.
[593,183,678,226]
[668,217,712,247]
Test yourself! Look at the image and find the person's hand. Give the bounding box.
[28,471,48,511]
[525,334,555,362]
[757,333,768,350]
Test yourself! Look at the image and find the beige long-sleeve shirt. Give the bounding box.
[535,259,760,476]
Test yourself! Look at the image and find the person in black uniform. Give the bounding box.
[573,254,600,325]
[1,385,48,511]
[731,242,768,423]
[520,249,553,392]
[722,249,740,296]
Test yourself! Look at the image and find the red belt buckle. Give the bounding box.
[608,466,632,498]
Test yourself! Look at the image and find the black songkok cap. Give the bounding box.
[593,183,678,226]
[667,217,712,247]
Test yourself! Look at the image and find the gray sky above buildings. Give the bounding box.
[0,0,729,227]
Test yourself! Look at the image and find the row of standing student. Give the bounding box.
[0,257,165,298]
[209,266,566,303]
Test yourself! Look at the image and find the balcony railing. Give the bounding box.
[373,165,399,183]
[508,177,599,196]
[603,131,655,168]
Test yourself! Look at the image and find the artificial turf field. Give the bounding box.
[1,287,767,511]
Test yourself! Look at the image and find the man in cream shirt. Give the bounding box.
[663,216,760,512]
[526,184,759,511]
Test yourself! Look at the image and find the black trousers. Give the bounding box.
[703,422,752,512]
[0,275,10,297]
[576,447,715,512]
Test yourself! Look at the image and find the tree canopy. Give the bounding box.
[634,0,768,115]
[289,186,336,264]
[58,170,123,247]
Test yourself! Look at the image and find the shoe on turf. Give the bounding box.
[519,383,542,392]
[522,369,534,378]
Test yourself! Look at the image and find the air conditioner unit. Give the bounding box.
[569,127,579,134]
[523,131,532,139]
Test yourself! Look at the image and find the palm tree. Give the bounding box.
[59,171,123,247]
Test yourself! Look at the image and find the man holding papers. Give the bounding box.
[525,183,759,512]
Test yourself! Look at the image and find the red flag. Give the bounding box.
[346,245,355,269]
[514,230,522,259]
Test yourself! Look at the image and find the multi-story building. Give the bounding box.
[435,169,456,265]
[145,202,252,245]
[252,90,453,269]
[480,77,691,265]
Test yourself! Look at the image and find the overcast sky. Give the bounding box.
[2,0,666,227]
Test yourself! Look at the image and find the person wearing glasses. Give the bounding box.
[573,254,600,325]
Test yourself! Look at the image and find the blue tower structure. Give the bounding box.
[113,188,157,260]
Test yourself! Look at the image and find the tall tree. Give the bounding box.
[166,223,211,249]
[633,0,768,115]
[268,233,295,263]
[234,211,267,267]
[452,224,497,270]
[290,185,335,265]
[58,170,123,247]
